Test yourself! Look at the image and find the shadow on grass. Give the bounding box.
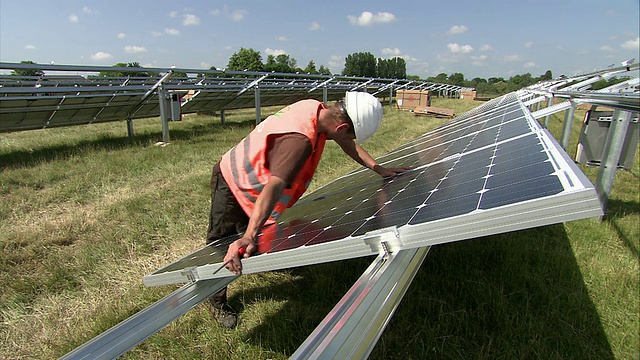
[235,224,614,359]
[0,119,256,170]
[604,198,640,264]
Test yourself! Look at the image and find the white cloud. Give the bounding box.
[447,43,473,54]
[69,14,79,23]
[523,61,537,68]
[621,36,639,50]
[600,45,615,53]
[501,54,522,62]
[82,6,96,14]
[309,21,321,31]
[524,41,534,48]
[480,44,494,51]
[169,11,178,18]
[211,9,221,16]
[437,52,464,64]
[382,48,401,56]
[124,46,148,54]
[117,33,127,39]
[348,11,396,26]
[25,44,36,50]
[165,28,180,36]
[265,48,287,56]
[471,54,487,66]
[183,14,200,26]
[90,52,113,61]
[276,36,289,41]
[447,25,468,35]
[229,9,247,22]
[402,54,418,62]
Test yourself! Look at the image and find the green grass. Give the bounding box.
[0,98,638,359]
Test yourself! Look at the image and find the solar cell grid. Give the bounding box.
[145,93,601,286]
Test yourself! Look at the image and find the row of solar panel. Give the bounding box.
[0,88,458,133]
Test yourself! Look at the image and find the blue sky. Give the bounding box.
[1,0,638,79]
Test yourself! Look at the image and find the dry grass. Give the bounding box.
[1,97,638,359]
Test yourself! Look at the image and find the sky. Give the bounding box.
[1,0,638,80]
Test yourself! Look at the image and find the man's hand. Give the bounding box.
[373,165,411,178]
[223,235,257,275]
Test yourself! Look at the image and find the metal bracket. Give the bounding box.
[179,267,199,283]
[362,226,402,257]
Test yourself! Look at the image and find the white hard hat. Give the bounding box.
[344,91,383,144]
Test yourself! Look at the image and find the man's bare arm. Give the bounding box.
[223,175,287,274]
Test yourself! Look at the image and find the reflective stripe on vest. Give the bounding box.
[220,100,327,224]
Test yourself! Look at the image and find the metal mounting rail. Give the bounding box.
[292,246,430,360]
[60,277,236,360]
[531,100,573,119]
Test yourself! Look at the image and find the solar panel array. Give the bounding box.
[0,62,469,133]
[59,62,634,358]
[143,92,602,286]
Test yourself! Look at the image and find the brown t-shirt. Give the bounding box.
[266,133,312,186]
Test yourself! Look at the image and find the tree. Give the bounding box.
[10,60,44,77]
[493,81,508,94]
[303,61,318,74]
[264,53,297,73]
[375,57,406,79]
[431,73,449,83]
[540,70,553,81]
[448,72,465,86]
[317,65,331,75]
[391,57,407,79]
[342,52,376,77]
[98,62,155,77]
[376,58,390,78]
[227,47,263,72]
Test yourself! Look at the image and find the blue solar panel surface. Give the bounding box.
[150,93,571,276]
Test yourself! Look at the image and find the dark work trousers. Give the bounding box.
[206,163,249,308]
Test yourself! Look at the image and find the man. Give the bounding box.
[207,91,408,328]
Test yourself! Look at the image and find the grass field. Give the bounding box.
[1,97,638,359]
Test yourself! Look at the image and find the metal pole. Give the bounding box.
[389,86,394,106]
[220,108,226,125]
[595,110,633,212]
[157,85,170,143]
[543,97,553,128]
[323,85,328,104]
[126,117,134,140]
[560,101,577,150]
[254,85,261,125]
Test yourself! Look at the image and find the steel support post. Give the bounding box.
[323,85,328,104]
[126,117,134,140]
[544,97,553,128]
[389,86,394,106]
[254,85,261,124]
[560,101,577,150]
[157,85,170,143]
[595,109,633,212]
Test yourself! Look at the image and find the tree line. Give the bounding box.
[8,52,630,96]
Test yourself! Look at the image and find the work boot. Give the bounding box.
[212,303,238,329]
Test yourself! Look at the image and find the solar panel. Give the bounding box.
[143,92,603,287]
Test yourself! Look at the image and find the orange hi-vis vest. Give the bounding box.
[220,99,328,224]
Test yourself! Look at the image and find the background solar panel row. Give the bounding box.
[0,62,471,133]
